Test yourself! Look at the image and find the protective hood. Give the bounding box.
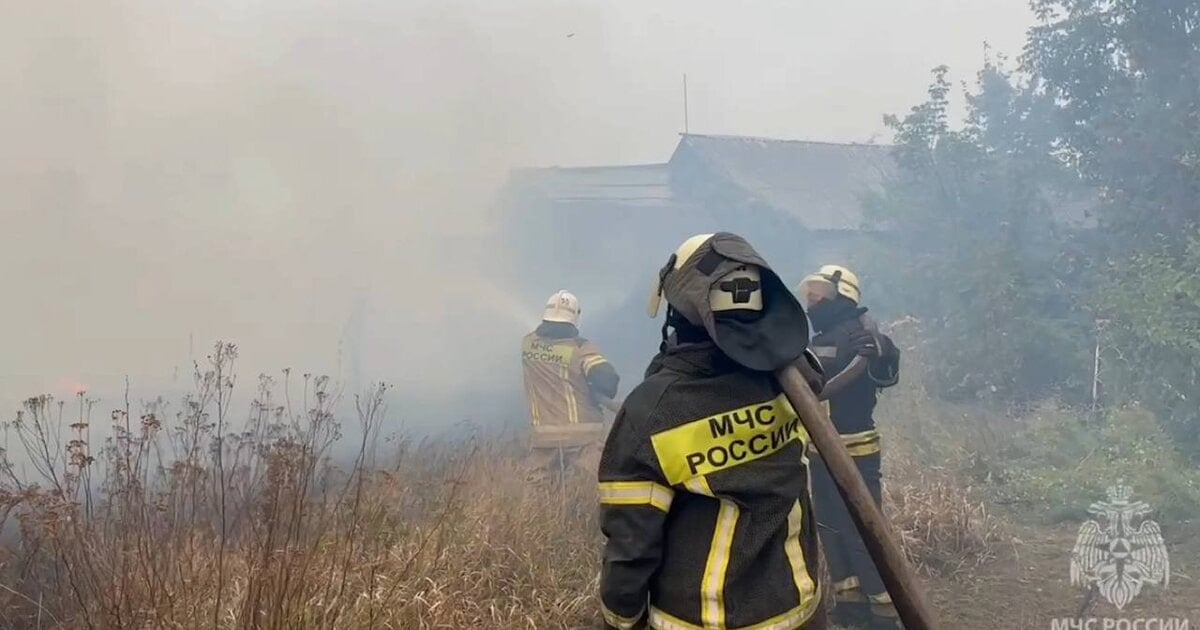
[653,232,809,371]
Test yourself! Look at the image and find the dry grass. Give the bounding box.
[872,318,1004,579]
[883,460,1002,579]
[0,343,603,630]
[0,337,1014,630]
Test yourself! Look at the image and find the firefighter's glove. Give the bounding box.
[848,329,879,358]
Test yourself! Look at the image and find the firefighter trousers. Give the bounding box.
[526,443,600,484]
[810,452,890,605]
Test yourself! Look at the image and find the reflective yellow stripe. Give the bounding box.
[581,355,608,373]
[647,607,702,630]
[834,576,861,594]
[602,601,644,630]
[813,429,881,457]
[683,475,714,497]
[869,591,893,605]
[679,476,821,630]
[525,379,541,426]
[645,496,820,630]
[784,501,817,612]
[562,363,578,424]
[649,598,819,630]
[841,429,880,446]
[700,498,738,627]
[845,441,881,457]
[598,481,674,512]
[843,430,881,457]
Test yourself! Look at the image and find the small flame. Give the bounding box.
[55,377,89,396]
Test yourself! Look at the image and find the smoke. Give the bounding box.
[0,0,612,422]
[0,0,1036,426]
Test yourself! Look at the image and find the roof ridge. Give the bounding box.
[680,133,893,149]
[511,162,667,174]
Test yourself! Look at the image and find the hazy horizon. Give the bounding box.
[1,0,1034,420]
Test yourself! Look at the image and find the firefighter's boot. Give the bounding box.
[865,594,902,629]
[830,584,871,629]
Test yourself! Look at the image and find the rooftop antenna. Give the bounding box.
[683,73,690,134]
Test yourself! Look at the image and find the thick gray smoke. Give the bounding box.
[0,1,611,425]
[0,0,1031,429]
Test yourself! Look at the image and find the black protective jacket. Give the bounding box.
[598,341,822,630]
[807,298,900,456]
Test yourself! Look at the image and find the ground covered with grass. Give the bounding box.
[0,339,1196,629]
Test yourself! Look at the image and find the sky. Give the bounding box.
[503,0,1034,165]
[0,0,1034,419]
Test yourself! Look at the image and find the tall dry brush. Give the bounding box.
[0,342,601,630]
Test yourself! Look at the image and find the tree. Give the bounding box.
[868,1,1200,450]
[866,64,1091,403]
[1100,234,1200,445]
[1024,0,1200,247]
[1024,0,1200,446]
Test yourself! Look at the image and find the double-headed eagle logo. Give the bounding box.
[718,277,760,304]
[1069,485,1169,610]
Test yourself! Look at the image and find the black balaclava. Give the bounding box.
[806,295,866,334]
[665,306,711,345]
[536,320,579,339]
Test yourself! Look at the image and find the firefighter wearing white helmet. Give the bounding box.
[521,290,620,483]
[798,264,862,304]
[797,265,902,630]
[599,233,829,630]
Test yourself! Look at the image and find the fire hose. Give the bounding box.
[778,357,940,630]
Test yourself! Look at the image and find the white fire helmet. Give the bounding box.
[710,264,763,313]
[542,290,581,325]
[796,264,861,306]
[648,233,763,317]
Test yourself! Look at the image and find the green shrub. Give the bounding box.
[996,406,1200,524]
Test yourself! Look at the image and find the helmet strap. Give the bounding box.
[659,305,674,352]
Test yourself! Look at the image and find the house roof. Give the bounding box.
[669,134,896,230]
[505,136,896,226]
[506,163,672,207]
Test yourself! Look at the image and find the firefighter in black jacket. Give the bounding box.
[797,265,901,630]
[598,233,828,630]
